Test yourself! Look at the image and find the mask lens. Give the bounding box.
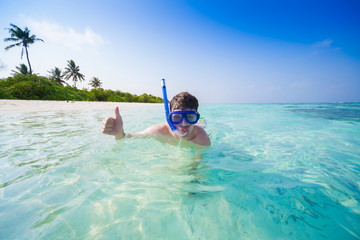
[171,113,183,124]
[186,113,198,123]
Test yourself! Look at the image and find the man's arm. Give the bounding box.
[102,107,164,139]
[124,123,165,138]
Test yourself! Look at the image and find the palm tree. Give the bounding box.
[64,60,85,88]
[89,77,102,88]
[12,63,30,75]
[48,67,67,86]
[4,23,44,74]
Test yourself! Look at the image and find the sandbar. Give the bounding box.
[0,100,161,113]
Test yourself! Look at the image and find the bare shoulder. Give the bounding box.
[192,125,211,146]
[140,122,169,136]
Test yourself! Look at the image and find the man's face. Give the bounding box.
[171,108,197,137]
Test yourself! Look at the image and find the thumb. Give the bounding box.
[114,106,121,120]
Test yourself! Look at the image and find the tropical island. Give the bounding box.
[0,24,163,103]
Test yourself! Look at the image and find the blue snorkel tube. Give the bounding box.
[161,79,177,132]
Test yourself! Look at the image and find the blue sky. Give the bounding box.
[1,0,359,103]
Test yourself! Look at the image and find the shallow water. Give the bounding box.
[1,102,359,240]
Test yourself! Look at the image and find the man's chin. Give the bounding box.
[174,129,189,137]
[175,126,193,137]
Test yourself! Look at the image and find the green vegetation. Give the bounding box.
[2,23,162,103]
[0,74,163,103]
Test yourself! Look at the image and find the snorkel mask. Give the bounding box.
[169,110,200,125]
[162,79,199,137]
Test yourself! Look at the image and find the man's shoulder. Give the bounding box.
[193,125,211,146]
[194,125,207,134]
[144,122,169,135]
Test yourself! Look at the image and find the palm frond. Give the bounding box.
[4,37,20,42]
[4,42,21,50]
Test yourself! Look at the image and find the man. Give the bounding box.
[102,92,211,146]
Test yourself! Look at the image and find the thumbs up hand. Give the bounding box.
[102,106,125,139]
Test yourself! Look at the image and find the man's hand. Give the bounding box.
[102,107,125,139]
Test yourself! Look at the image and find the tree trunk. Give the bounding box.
[25,46,32,74]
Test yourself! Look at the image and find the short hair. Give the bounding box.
[170,92,199,111]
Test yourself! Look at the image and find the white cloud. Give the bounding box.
[311,39,341,54]
[22,16,106,50]
[313,39,333,48]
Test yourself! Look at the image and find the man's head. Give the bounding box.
[169,92,199,137]
[170,92,199,112]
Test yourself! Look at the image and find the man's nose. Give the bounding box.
[179,118,189,126]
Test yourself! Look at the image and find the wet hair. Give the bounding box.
[170,92,199,111]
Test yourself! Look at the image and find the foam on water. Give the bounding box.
[0,103,359,239]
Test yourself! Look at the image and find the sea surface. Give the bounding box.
[0,102,359,240]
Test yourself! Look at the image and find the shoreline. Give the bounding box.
[0,99,161,113]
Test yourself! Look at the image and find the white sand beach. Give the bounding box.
[0,99,161,113]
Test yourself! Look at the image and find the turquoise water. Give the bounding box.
[1,102,360,240]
